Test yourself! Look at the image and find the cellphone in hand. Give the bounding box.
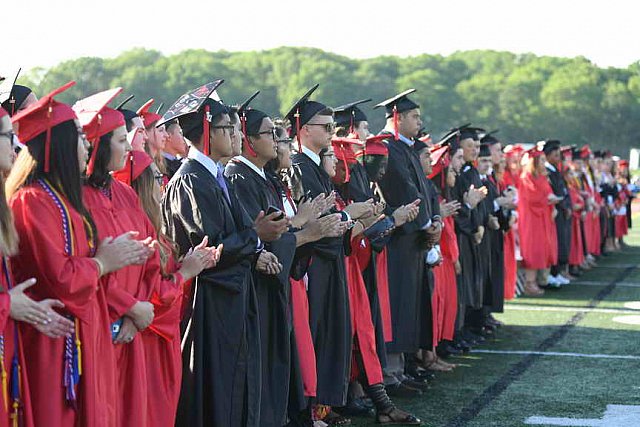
[266,205,285,221]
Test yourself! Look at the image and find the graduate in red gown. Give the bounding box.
[517,148,561,296]
[7,83,149,427]
[566,165,586,270]
[112,150,220,427]
[496,154,518,300]
[74,88,158,427]
[429,144,460,353]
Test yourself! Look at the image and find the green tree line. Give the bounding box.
[18,47,640,155]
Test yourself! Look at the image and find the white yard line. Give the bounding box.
[504,305,640,314]
[472,349,640,360]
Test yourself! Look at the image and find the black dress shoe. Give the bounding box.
[385,383,422,398]
[486,314,504,328]
[406,365,435,382]
[335,398,375,417]
[438,343,463,358]
[402,379,430,392]
[463,330,486,344]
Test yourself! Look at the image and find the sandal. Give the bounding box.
[524,281,544,297]
[421,351,454,372]
[377,407,421,425]
[323,411,351,426]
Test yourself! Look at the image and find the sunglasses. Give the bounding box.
[306,122,336,133]
[154,172,164,185]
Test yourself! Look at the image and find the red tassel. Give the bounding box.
[295,109,302,152]
[241,112,256,157]
[392,106,399,141]
[86,139,99,177]
[203,105,210,156]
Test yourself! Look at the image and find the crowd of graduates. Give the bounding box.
[0,74,634,427]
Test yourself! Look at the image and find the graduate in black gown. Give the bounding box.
[543,139,573,286]
[285,85,355,413]
[374,90,442,394]
[225,95,335,427]
[447,126,489,347]
[161,81,286,427]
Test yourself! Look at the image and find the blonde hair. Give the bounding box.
[0,172,19,256]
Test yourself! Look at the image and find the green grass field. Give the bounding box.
[352,215,640,426]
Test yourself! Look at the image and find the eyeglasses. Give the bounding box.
[0,130,15,140]
[276,137,293,144]
[211,125,236,134]
[321,152,336,159]
[154,173,164,185]
[255,128,278,140]
[306,122,336,133]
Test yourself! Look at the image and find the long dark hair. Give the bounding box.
[6,119,97,242]
[86,132,113,188]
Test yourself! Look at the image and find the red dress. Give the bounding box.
[83,180,160,427]
[517,172,556,270]
[568,186,585,267]
[0,257,34,427]
[431,214,458,344]
[10,182,116,427]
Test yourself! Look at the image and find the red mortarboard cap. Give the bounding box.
[361,134,389,157]
[561,145,575,160]
[11,81,76,172]
[73,88,126,176]
[428,143,450,180]
[332,137,359,183]
[579,145,592,159]
[525,146,543,158]
[619,159,629,168]
[419,133,432,145]
[136,99,163,128]
[112,149,154,186]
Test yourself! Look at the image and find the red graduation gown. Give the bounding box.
[83,180,160,427]
[432,214,458,344]
[144,239,185,427]
[568,187,585,267]
[0,257,34,427]
[499,173,517,300]
[10,184,116,427]
[517,172,556,270]
[290,277,317,397]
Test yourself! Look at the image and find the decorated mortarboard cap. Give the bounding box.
[0,68,34,117]
[73,87,126,175]
[237,91,269,157]
[333,99,370,130]
[374,89,419,118]
[11,81,77,172]
[136,99,162,128]
[284,84,328,146]
[112,149,154,186]
[159,80,227,155]
[525,146,544,158]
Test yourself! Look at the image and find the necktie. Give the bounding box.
[216,166,231,204]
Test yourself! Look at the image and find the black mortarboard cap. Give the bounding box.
[413,139,429,153]
[480,130,500,145]
[334,99,370,130]
[284,84,328,140]
[116,94,139,124]
[0,68,33,116]
[542,139,561,154]
[478,143,492,158]
[374,89,419,118]
[237,91,269,157]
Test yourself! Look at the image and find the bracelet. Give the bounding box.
[93,257,105,277]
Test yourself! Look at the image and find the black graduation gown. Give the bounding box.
[290,152,352,407]
[547,164,572,265]
[225,159,302,427]
[162,159,261,427]
[482,174,506,313]
[377,134,434,353]
[163,155,183,180]
[451,162,488,309]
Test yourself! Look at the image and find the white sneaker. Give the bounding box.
[557,274,571,285]
[547,275,562,288]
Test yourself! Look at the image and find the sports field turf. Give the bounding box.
[352,216,640,426]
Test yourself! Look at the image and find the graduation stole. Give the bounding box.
[0,257,22,427]
[37,178,90,409]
